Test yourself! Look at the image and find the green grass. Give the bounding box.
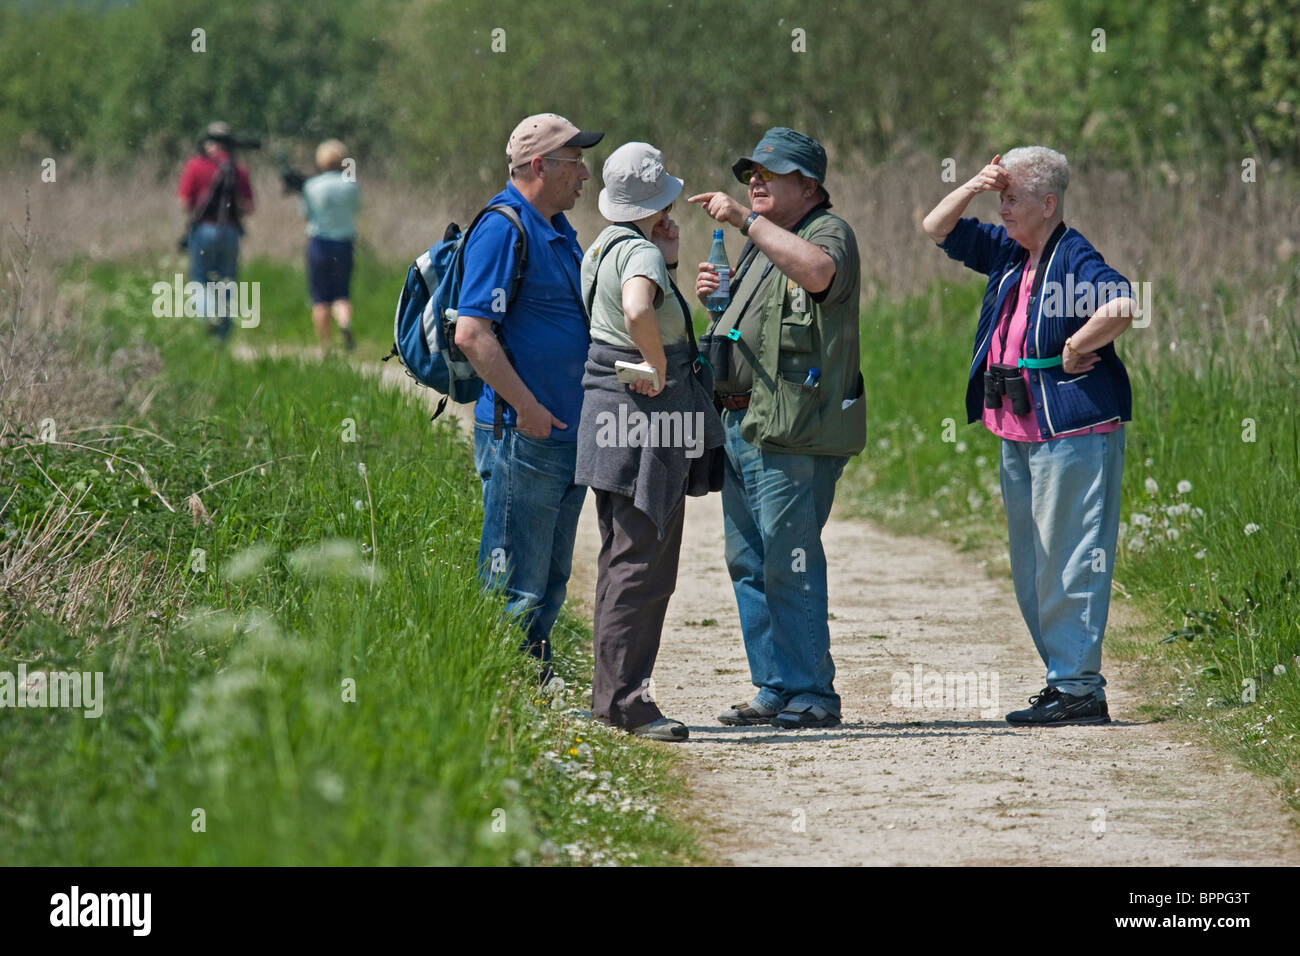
[838,278,1300,815]
[0,263,699,865]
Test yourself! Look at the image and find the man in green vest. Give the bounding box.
[689,127,864,730]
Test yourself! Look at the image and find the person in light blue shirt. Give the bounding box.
[299,139,360,349]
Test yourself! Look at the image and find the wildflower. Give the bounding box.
[1129,535,1147,552]
[1165,528,1180,541]
[1275,664,1287,676]
[1177,480,1192,494]
[353,499,364,511]
[1191,507,1205,518]
[1144,477,1159,496]
[1131,514,1152,528]
[1194,549,1207,560]
[1244,523,1260,536]
[1144,457,1154,468]
[955,441,967,453]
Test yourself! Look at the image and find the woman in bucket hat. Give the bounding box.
[575,142,724,741]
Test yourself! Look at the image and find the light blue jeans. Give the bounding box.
[188,222,241,338]
[721,408,846,716]
[999,427,1126,700]
[472,425,587,673]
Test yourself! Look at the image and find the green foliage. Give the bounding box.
[1208,0,1300,158]
[0,264,698,865]
[3,0,1296,175]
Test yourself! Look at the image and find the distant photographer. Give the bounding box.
[177,121,256,340]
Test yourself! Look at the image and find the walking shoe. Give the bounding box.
[341,327,355,351]
[630,717,689,742]
[1005,686,1110,726]
[771,702,841,730]
[718,698,781,726]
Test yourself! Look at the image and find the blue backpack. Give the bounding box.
[385,204,527,424]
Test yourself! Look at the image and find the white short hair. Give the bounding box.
[1000,146,1069,207]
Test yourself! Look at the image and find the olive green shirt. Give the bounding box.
[710,209,859,393]
[582,225,690,349]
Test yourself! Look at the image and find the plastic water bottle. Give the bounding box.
[705,229,731,314]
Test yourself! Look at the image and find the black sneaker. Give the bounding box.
[341,327,355,352]
[1005,686,1110,726]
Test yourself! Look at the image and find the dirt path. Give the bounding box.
[243,344,1300,865]
[567,491,1300,865]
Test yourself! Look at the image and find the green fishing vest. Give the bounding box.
[739,211,866,457]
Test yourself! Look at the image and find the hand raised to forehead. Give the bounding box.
[965,155,1010,194]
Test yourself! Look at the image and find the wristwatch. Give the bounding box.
[740,211,760,236]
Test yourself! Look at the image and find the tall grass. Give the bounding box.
[0,263,698,865]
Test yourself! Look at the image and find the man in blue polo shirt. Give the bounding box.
[455,113,603,682]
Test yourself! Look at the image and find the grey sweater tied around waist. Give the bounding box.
[575,340,725,539]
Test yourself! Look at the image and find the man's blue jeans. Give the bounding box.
[188,222,241,338]
[999,427,1126,700]
[472,425,587,673]
[721,408,846,716]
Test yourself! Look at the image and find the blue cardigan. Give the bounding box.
[940,217,1134,438]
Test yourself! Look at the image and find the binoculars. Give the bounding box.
[984,362,1031,415]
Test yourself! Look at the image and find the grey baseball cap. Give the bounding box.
[597,142,683,222]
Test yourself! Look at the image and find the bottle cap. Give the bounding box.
[713,229,724,239]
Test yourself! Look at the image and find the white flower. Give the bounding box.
[1131,513,1152,528]
[1144,477,1159,496]
[1177,480,1192,494]
[1165,528,1180,541]
[1244,523,1260,536]
[1144,457,1154,468]
[1274,664,1288,676]
[1194,549,1207,560]
[1191,507,1205,518]
[955,441,967,453]
[353,499,364,511]
[1129,535,1147,552]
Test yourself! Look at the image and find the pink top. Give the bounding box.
[982,261,1122,443]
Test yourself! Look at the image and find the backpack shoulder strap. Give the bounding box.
[584,230,640,320]
[485,204,527,306]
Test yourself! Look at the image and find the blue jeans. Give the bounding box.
[188,222,241,338]
[721,408,847,716]
[999,427,1125,700]
[472,425,587,673]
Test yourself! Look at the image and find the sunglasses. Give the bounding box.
[740,166,779,185]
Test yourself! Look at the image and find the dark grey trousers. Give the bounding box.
[591,489,686,729]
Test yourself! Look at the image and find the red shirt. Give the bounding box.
[177,150,254,223]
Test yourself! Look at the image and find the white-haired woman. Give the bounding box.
[922,146,1138,726]
[575,142,724,741]
[300,139,360,349]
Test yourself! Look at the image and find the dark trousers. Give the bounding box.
[592,490,685,729]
